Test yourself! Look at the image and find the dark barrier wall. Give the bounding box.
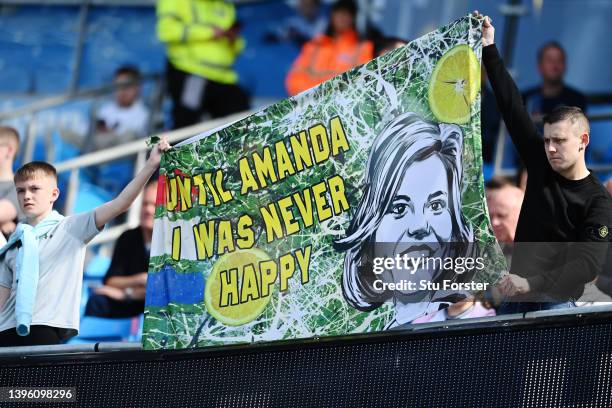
[1,311,612,407]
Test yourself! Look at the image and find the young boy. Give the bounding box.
[0,138,170,346]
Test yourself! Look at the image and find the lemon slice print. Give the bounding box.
[428,44,480,124]
[205,248,274,326]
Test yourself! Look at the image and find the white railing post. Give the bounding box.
[22,116,37,164]
[64,168,80,216]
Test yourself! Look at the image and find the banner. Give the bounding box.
[143,15,506,350]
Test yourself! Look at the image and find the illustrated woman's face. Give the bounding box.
[374,155,453,291]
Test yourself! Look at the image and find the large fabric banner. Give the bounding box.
[143,15,505,350]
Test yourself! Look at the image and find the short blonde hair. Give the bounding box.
[14,161,57,183]
[0,126,20,154]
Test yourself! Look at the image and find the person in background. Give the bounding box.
[264,0,327,47]
[87,66,150,151]
[157,0,250,129]
[0,127,20,239]
[522,41,587,127]
[285,0,373,96]
[84,181,157,318]
[373,36,407,58]
[486,177,524,246]
[411,297,496,324]
[485,176,524,308]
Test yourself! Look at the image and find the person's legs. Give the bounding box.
[203,80,250,119]
[84,293,116,317]
[85,294,144,318]
[166,61,203,129]
[0,326,62,347]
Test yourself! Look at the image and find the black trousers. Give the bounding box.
[0,325,63,347]
[84,294,144,318]
[166,61,250,129]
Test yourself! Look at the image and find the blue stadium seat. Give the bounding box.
[84,254,111,280]
[483,163,494,183]
[94,159,135,197]
[72,316,133,342]
[0,66,31,93]
[72,181,113,214]
[588,120,612,164]
[34,67,71,94]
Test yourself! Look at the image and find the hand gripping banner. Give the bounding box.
[143,15,506,350]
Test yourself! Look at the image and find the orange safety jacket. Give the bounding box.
[285,30,373,96]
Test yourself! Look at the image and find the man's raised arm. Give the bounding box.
[475,12,546,170]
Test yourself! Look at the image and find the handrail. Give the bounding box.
[0,73,162,121]
[54,110,254,245]
[54,110,252,172]
[2,303,612,356]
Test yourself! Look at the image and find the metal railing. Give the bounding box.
[54,110,253,246]
[2,303,612,355]
[0,73,163,165]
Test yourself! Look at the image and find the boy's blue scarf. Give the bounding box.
[0,210,64,336]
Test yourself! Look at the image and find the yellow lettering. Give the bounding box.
[312,181,332,222]
[204,173,221,206]
[239,158,259,195]
[236,214,255,249]
[253,147,278,188]
[215,170,233,203]
[278,253,295,292]
[293,188,314,228]
[275,140,296,179]
[260,204,284,243]
[309,124,330,164]
[327,175,350,215]
[176,176,192,210]
[217,220,235,255]
[219,268,239,307]
[289,130,313,171]
[295,245,311,284]
[192,174,207,206]
[240,264,260,303]
[193,221,216,260]
[259,260,277,297]
[166,177,178,212]
[171,226,181,261]
[329,116,350,156]
[277,196,299,236]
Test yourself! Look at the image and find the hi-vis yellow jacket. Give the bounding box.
[156,0,245,84]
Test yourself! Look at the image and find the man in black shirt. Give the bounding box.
[522,41,587,128]
[475,12,611,312]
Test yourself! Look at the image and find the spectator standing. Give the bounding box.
[157,0,250,129]
[265,0,327,47]
[285,0,373,96]
[85,181,157,318]
[522,42,588,127]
